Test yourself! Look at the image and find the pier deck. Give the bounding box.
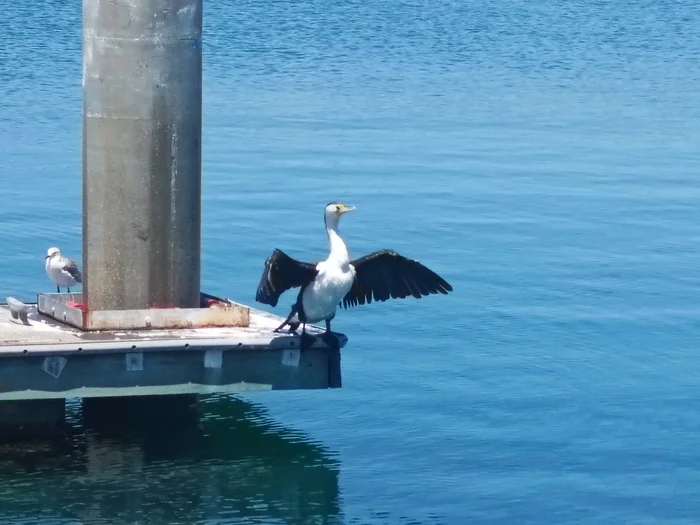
[0,298,345,402]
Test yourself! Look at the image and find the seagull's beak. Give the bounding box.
[340,204,356,214]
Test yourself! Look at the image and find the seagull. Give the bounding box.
[255,202,453,351]
[45,247,83,293]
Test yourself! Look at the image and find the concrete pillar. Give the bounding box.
[82,0,203,311]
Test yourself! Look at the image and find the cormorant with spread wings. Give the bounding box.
[256,202,453,351]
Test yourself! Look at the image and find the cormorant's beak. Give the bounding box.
[340,204,356,214]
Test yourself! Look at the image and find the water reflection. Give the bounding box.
[0,396,342,525]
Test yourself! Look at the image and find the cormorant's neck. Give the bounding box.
[326,219,349,264]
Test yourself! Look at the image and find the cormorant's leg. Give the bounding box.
[274,309,295,333]
[67,287,71,293]
[299,323,316,351]
[323,319,340,352]
[274,305,303,334]
[56,285,60,293]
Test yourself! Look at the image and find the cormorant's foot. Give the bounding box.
[323,331,341,352]
[300,331,317,352]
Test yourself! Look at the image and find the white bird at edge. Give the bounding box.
[255,202,453,351]
[45,246,83,293]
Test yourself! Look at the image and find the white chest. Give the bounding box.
[46,258,77,286]
[301,260,355,323]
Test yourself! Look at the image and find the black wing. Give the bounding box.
[342,249,452,309]
[255,249,318,307]
[64,260,83,283]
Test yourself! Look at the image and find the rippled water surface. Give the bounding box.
[1,0,700,523]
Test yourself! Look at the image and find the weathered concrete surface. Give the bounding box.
[0,303,346,355]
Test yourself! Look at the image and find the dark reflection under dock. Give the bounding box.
[0,396,342,525]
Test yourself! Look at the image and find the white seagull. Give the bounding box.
[255,202,453,351]
[45,247,83,293]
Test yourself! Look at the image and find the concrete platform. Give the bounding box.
[0,299,346,401]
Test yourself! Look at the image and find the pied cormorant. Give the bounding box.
[255,202,453,351]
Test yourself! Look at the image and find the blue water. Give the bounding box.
[1,0,700,523]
